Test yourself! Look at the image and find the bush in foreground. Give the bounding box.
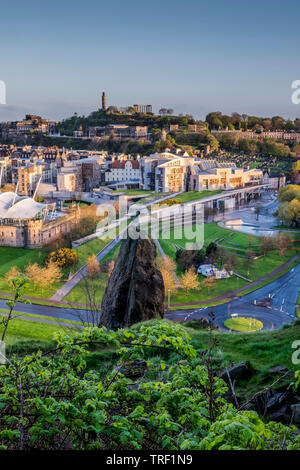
[0,321,299,450]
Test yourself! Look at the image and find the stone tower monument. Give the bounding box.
[102,91,106,110]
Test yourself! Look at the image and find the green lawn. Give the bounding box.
[0,309,81,326]
[0,236,113,299]
[170,190,223,204]
[63,200,90,207]
[161,222,260,252]
[0,315,76,346]
[113,189,152,196]
[159,222,299,304]
[0,246,62,298]
[4,316,300,376]
[224,317,263,332]
[0,246,46,277]
[65,242,121,304]
[75,237,112,269]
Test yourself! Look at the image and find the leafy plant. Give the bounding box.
[0,321,299,450]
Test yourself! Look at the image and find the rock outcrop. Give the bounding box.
[219,362,252,384]
[254,386,300,425]
[100,237,165,330]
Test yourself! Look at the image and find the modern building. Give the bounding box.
[57,165,82,193]
[191,160,263,191]
[0,156,11,185]
[140,154,263,194]
[0,191,79,248]
[140,152,194,193]
[13,163,54,196]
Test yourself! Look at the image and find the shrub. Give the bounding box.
[0,322,298,450]
[46,247,78,268]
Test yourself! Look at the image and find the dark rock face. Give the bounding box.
[291,404,300,426]
[254,386,300,425]
[100,237,165,330]
[219,362,251,384]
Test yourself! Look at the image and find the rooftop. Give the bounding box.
[0,191,47,219]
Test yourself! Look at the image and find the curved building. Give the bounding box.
[0,192,79,248]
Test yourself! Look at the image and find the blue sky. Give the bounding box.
[1,0,300,121]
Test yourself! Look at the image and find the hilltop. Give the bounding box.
[57,109,199,136]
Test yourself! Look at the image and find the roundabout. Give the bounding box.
[224,316,263,332]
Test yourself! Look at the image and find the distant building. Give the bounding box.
[0,156,11,184]
[13,164,54,196]
[211,129,300,142]
[140,154,263,193]
[57,168,82,193]
[140,152,193,193]
[89,124,148,140]
[133,104,152,114]
[105,160,140,183]
[191,160,263,191]
[2,115,55,140]
[73,126,84,138]
[263,172,286,190]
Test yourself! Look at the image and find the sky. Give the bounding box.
[1,0,300,122]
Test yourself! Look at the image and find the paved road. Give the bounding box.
[166,263,300,330]
[0,298,86,322]
[1,263,299,331]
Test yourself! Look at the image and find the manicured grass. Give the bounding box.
[65,242,121,304]
[235,259,300,297]
[161,221,260,253]
[75,237,111,269]
[224,317,263,332]
[0,276,62,300]
[159,222,299,304]
[174,190,223,204]
[0,309,81,325]
[65,274,107,304]
[0,315,76,346]
[114,189,152,196]
[170,276,248,304]
[0,246,45,277]
[0,236,113,299]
